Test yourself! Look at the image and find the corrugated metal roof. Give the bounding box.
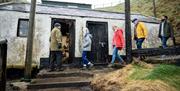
[0,3,159,23]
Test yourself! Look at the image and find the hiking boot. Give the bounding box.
[122,61,126,66]
[108,64,114,68]
[88,63,94,68]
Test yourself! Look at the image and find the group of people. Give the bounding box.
[109,15,174,66]
[48,15,174,71]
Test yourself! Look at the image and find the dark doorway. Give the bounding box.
[87,21,109,64]
[51,18,75,64]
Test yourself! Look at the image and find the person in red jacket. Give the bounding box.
[109,26,126,67]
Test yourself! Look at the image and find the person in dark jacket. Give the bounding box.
[158,15,174,48]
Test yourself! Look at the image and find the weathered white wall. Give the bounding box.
[0,11,50,67]
[0,10,166,68]
[0,11,28,67]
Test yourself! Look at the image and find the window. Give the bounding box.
[17,19,29,37]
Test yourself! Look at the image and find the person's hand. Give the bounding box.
[134,37,137,40]
[158,35,161,38]
[58,43,62,49]
[113,45,115,48]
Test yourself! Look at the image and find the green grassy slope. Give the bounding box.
[129,64,180,91]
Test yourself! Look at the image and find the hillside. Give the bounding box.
[97,0,180,40]
[92,62,180,91]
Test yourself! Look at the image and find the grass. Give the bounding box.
[129,64,180,91]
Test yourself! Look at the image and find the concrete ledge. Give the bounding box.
[27,81,91,89]
[37,71,94,78]
[132,46,180,56]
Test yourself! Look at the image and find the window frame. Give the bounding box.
[17,18,29,37]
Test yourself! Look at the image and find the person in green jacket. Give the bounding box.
[49,23,63,71]
[158,15,174,48]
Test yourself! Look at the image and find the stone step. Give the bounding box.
[27,81,91,90]
[32,77,91,84]
[37,71,94,78]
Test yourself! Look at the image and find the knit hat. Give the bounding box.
[132,18,138,23]
[54,23,61,27]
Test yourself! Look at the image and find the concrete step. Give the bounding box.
[10,68,114,91]
[32,77,91,84]
[37,70,94,78]
[27,81,91,90]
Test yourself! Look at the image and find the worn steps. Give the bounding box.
[28,81,91,90]
[27,70,94,91]
[32,77,91,84]
[9,67,113,91]
[37,70,94,78]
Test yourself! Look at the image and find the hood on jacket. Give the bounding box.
[117,28,124,34]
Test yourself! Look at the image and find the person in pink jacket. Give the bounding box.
[109,26,126,67]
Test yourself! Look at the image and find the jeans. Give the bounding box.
[49,51,62,70]
[111,47,123,64]
[82,51,91,66]
[161,36,169,48]
[136,38,145,49]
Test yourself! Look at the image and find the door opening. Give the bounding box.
[87,21,109,64]
[51,18,75,64]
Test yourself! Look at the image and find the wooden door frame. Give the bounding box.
[87,21,109,64]
[51,18,76,63]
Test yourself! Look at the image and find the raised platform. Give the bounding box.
[132,46,180,56]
